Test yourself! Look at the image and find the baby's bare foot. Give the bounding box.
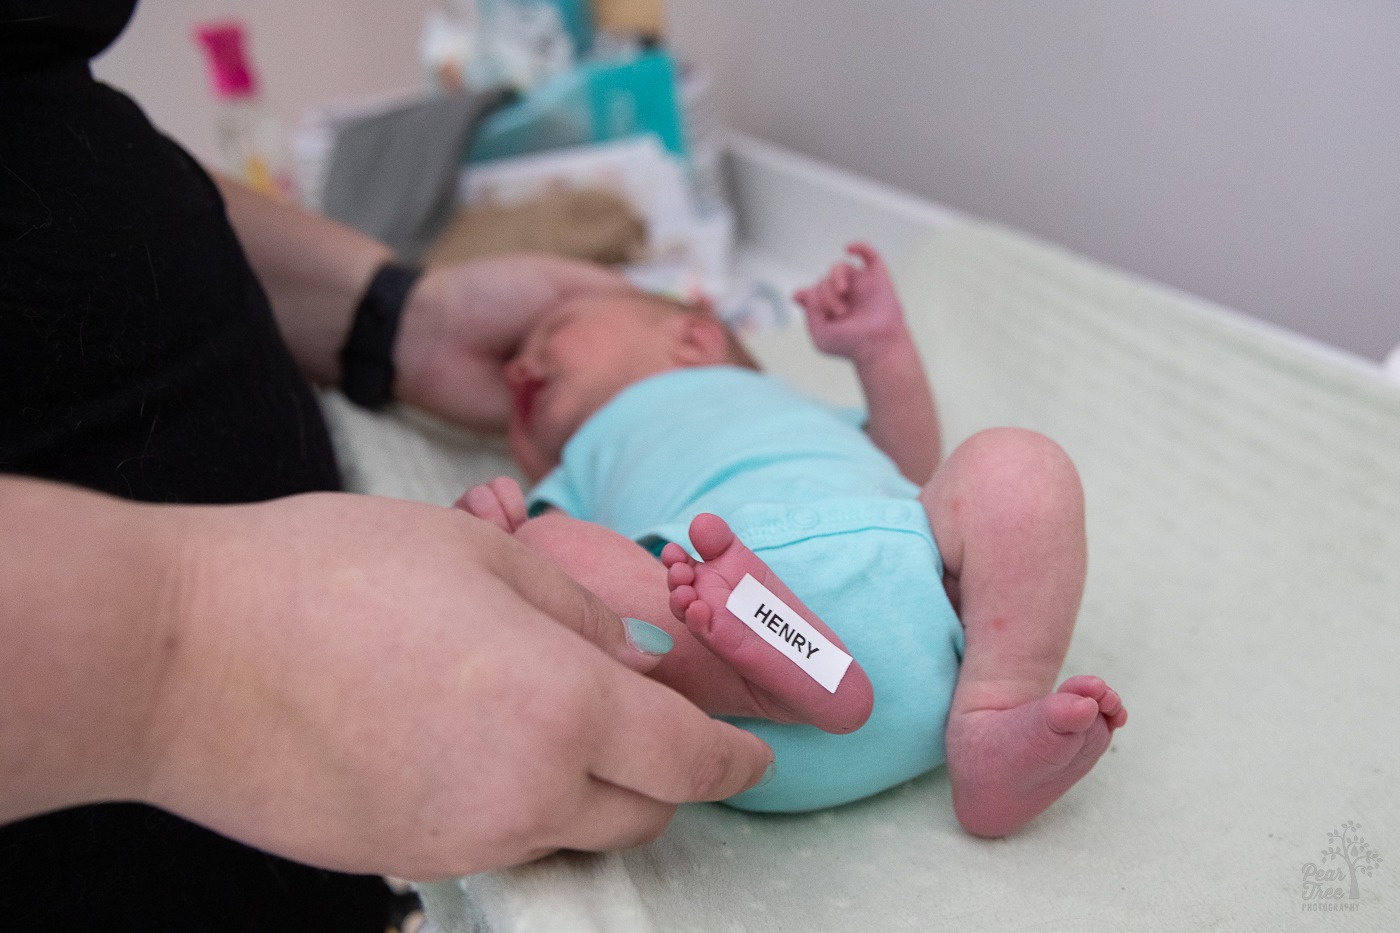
[453,477,529,534]
[662,513,873,734]
[947,675,1126,837]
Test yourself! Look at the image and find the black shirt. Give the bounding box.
[1,2,393,928]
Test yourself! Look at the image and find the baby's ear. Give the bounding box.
[672,311,731,366]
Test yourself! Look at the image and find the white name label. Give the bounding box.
[725,574,852,694]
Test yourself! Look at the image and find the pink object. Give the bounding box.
[195,22,257,99]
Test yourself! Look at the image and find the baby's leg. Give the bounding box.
[663,513,874,735]
[456,481,871,731]
[922,428,1127,838]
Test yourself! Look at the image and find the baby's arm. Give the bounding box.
[794,243,941,483]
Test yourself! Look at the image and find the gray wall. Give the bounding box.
[668,1,1400,362]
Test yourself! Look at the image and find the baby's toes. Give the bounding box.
[1058,676,1127,730]
[660,541,693,569]
[1056,674,1108,702]
[1103,690,1128,729]
[1044,691,1101,736]
[666,559,696,591]
[669,583,698,623]
[668,583,715,634]
[684,597,714,633]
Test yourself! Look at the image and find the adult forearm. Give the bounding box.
[855,338,942,484]
[215,174,394,386]
[0,480,772,877]
[0,477,180,823]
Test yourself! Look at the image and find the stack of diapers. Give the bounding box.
[323,221,1400,933]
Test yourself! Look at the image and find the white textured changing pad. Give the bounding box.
[324,222,1400,931]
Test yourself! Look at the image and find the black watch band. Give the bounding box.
[339,262,421,409]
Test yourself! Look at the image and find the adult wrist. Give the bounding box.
[0,481,188,819]
[339,262,422,409]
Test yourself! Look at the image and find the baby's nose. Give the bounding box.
[504,357,532,386]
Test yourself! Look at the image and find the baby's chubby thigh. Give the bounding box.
[721,521,964,813]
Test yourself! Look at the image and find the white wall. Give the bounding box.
[94,0,437,169]
[667,1,1400,362]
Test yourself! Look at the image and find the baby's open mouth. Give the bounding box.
[512,376,546,430]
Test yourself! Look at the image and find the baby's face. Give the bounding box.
[505,291,686,480]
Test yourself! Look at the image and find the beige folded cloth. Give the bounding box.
[423,187,647,267]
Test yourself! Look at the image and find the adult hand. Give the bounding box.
[144,492,772,880]
[0,481,771,882]
[215,175,625,423]
[394,254,627,430]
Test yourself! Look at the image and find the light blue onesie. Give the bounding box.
[528,366,964,812]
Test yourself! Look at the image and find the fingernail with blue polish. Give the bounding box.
[623,618,674,656]
[757,762,777,788]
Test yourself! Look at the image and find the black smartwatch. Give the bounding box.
[339,262,421,409]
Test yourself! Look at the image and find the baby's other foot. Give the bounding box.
[453,477,529,534]
[661,513,874,734]
[946,675,1126,837]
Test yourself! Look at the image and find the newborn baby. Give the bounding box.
[459,244,1125,832]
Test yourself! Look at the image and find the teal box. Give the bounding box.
[468,52,687,163]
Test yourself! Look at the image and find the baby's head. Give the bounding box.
[506,288,756,480]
